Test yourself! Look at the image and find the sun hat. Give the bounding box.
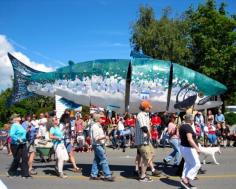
[10,113,20,120]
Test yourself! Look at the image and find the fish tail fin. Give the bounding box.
[7,53,44,105]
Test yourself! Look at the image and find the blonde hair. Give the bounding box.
[4,124,10,130]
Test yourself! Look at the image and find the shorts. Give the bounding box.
[28,142,36,153]
[138,143,154,161]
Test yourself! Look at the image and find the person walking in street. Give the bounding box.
[7,114,30,178]
[163,114,181,167]
[135,100,161,182]
[90,112,115,182]
[179,113,201,189]
[49,116,69,178]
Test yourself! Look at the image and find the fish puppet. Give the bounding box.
[7,53,227,113]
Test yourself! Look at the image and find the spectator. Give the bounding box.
[21,115,31,130]
[26,115,39,176]
[109,124,118,149]
[194,112,205,137]
[207,118,217,146]
[151,113,162,130]
[150,126,158,148]
[207,110,214,124]
[221,122,230,147]
[215,110,225,124]
[215,123,222,146]
[160,111,169,131]
[0,125,8,150]
[4,124,12,155]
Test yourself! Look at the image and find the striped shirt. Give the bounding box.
[135,111,150,146]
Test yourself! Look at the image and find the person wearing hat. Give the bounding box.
[109,119,118,149]
[7,113,30,178]
[179,113,201,189]
[134,100,161,182]
[89,112,115,182]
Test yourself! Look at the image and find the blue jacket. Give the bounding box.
[10,123,27,145]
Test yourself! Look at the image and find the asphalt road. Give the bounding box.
[0,146,236,189]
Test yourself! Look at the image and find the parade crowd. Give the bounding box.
[0,101,236,188]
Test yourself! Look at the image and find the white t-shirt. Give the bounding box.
[118,121,124,131]
[31,120,39,128]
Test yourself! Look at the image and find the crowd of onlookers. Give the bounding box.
[0,107,236,182]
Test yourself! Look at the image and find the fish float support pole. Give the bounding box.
[125,61,132,113]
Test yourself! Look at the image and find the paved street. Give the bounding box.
[0,146,236,189]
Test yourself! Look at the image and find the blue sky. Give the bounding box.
[0,0,235,68]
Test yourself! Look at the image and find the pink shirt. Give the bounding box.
[168,122,179,139]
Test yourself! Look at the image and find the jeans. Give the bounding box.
[111,137,118,148]
[8,143,29,177]
[91,145,112,178]
[208,134,217,145]
[164,138,181,165]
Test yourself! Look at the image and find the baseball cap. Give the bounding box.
[140,100,152,109]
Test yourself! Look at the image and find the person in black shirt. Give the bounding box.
[179,113,201,189]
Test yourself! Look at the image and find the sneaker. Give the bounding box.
[103,176,115,182]
[59,173,68,179]
[133,170,139,177]
[139,176,153,182]
[55,167,59,176]
[89,176,101,180]
[29,169,37,175]
[22,175,33,179]
[180,180,190,189]
[181,180,197,189]
[198,168,206,174]
[6,171,16,178]
[152,170,162,177]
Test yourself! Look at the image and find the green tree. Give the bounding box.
[130,1,236,105]
[186,0,236,104]
[0,88,55,127]
[130,6,192,65]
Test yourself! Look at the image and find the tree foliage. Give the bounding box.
[131,6,193,65]
[0,88,55,127]
[186,0,236,104]
[130,0,236,105]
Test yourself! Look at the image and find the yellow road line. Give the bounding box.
[1,174,236,180]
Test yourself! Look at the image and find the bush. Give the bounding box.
[225,113,236,125]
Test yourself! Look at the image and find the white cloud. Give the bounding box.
[0,34,54,91]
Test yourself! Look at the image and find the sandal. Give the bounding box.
[72,167,82,173]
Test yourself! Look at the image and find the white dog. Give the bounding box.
[198,143,221,165]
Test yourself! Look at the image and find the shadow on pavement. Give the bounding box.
[160,177,182,188]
